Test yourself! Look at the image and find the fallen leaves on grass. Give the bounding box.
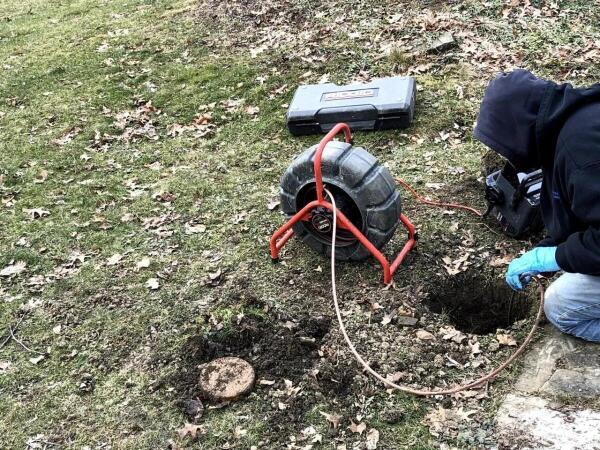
[167,113,216,138]
[24,208,50,220]
[496,333,517,347]
[424,405,476,438]
[442,252,472,276]
[385,371,407,384]
[320,411,342,430]
[490,254,513,267]
[106,253,123,266]
[146,278,160,290]
[136,257,151,270]
[349,421,367,435]
[34,170,49,183]
[176,422,205,439]
[113,99,160,143]
[206,268,223,286]
[0,261,26,277]
[365,428,380,449]
[29,354,45,365]
[299,426,322,444]
[52,127,81,146]
[184,223,206,234]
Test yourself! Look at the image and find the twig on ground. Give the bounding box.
[0,333,12,350]
[1,315,44,355]
[9,324,44,355]
[0,315,24,350]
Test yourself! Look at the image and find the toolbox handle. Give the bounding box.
[314,123,352,202]
[511,169,543,209]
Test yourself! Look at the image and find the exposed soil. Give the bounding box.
[170,312,371,443]
[172,313,330,397]
[425,268,535,334]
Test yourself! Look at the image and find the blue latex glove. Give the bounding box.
[506,246,560,290]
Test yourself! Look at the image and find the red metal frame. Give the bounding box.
[270,123,417,284]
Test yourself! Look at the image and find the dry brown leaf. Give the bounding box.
[146,278,160,290]
[136,257,151,270]
[121,213,135,222]
[366,428,380,449]
[349,421,367,435]
[52,127,81,146]
[490,255,512,267]
[106,253,123,266]
[381,309,396,326]
[267,200,280,211]
[176,422,204,439]
[34,170,49,184]
[440,326,466,344]
[385,371,406,383]
[0,261,26,277]
[496,333,517,346]
[424,405,476,437]
[29,354,45,365]
[320,411,342,430]
[24,208,50,220]
[416,329,435,341]
[208,269,222,281]
[184,223,206,234]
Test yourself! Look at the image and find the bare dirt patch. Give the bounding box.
[173,313,331,398]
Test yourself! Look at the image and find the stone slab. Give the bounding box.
[541,368,600,398]
[496,393,600,450]
[514,326,578,393]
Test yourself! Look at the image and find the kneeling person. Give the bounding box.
[474,69,600,342]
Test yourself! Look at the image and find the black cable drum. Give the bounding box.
[280,141,401,261]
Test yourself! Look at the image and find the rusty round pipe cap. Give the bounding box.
[198,357,255,402]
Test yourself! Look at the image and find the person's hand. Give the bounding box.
[505,247,560,290]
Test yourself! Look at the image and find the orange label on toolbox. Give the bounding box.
[322,88,378,101]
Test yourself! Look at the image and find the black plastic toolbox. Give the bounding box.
[286,76,416,135]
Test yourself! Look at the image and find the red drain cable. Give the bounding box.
[394,177,484,217]
[325,183,545,396]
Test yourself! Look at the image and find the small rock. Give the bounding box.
[416,329,436,341]
[427,32,457,54]
[396,315,419,327]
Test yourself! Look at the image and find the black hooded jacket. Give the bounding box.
[474,69,600,275]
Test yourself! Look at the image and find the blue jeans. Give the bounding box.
[544,273,600,342]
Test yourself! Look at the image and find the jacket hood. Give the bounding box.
[474,69,600,169]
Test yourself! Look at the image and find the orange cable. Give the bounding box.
[326,184,544,396]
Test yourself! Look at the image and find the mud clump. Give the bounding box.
[425,269,535,334]
[174,314,331,399]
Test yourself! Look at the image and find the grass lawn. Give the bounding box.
[1,0,599,448]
